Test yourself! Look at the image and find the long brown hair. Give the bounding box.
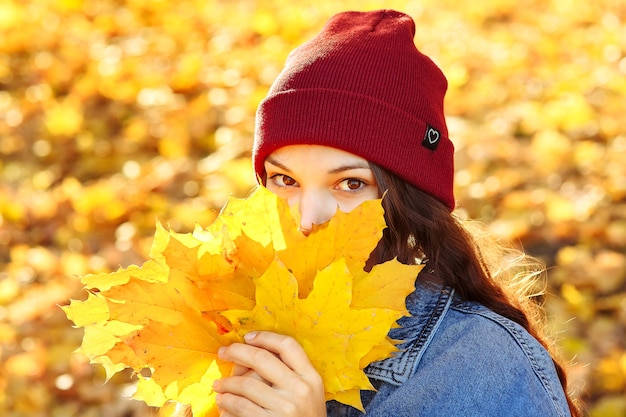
[368,164,582,417]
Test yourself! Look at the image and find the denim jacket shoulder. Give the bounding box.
[326,279,572,417]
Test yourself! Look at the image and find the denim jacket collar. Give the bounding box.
[365,279,454,386]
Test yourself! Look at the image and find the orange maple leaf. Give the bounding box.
[63,186,422,416]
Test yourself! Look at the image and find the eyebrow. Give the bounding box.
[265,156,371,174]
[265,156,291,172]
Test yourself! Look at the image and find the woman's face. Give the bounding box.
[264,145,379,235]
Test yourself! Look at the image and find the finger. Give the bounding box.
[219,338,323,402]
[219,343,292,387]
[219,412,241,417]
[215,376,288,414]
[243,331,318,375]
[216,392,260,417]
[230,364,250,377]
[231,364,270,384]
[217,338,327,416]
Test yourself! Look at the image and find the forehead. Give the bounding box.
[265,145,369,166]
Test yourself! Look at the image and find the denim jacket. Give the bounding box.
[326,279,572,417]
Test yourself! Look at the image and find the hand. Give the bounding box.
[214,331,327,417]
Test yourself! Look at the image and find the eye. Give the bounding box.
[270,174,298,187]
[337,178,366,191]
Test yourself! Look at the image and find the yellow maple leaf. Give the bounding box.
[222,256,417,410]
[277,199,389,298]
[63,186,422,415]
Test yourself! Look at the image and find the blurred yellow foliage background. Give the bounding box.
[0,0,625,416]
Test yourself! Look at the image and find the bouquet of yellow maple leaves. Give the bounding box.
[63,186,422,416]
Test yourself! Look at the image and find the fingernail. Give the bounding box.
[217,346,226,357]
[244,331,258,342]
[213,379,221,391]
[215,393,222,404]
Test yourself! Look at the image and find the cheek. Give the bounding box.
[337,189,379,212]
[265,184,298,206]
[265,181,284,196]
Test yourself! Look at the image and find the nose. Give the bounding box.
[296,189,338,236]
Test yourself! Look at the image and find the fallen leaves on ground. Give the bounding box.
[1,0,624,415]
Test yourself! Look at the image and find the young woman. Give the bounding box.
[178,9,581,417]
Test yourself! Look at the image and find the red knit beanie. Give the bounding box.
[253,9,455,211]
